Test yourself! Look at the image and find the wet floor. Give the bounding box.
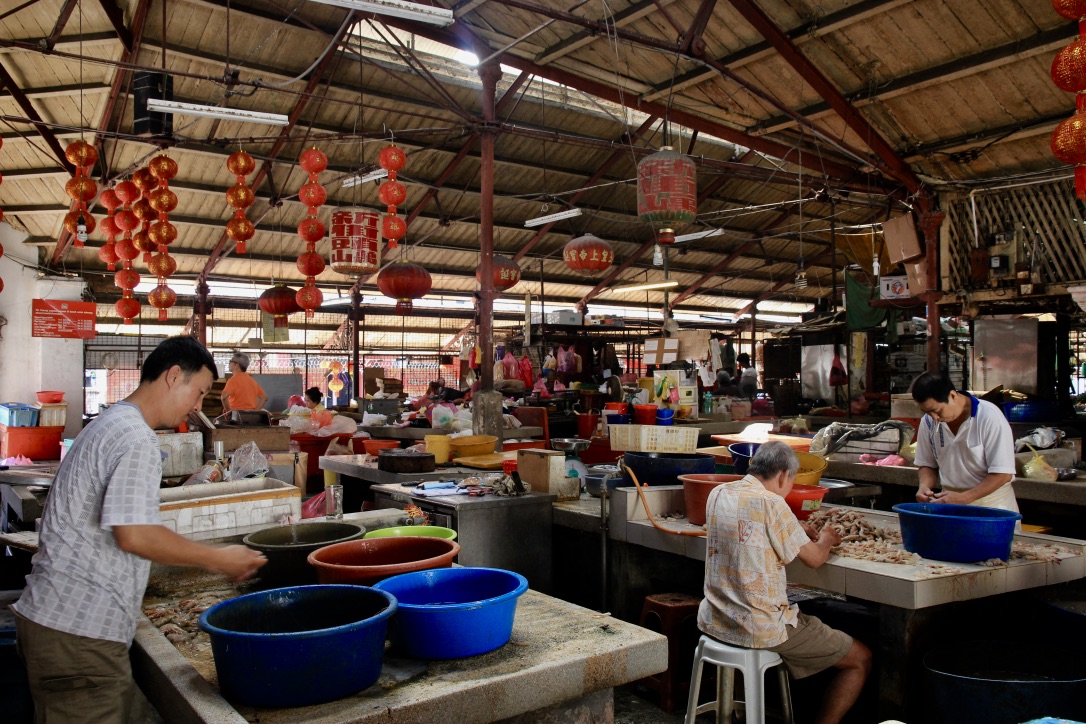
[614,684,714,723]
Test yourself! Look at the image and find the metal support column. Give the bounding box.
[195,281,209,347]
[352,289,361,398]
[477,61,501,393]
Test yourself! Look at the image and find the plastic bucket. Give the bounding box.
[656,408,675,426]
[425,435,451,464]
[620,451,716,487]
[727,442,762,474]
[633,404,658,425]
[784,484,828,520]
[604,402,628,412]
[678,473,744,525]
[892,503,1021,562]
[576,413,599,439]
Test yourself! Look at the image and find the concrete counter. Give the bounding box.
[133,568,666,724]
[358,425,543,441]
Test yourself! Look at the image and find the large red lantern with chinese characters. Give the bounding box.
[637,146,697,245]
[563,234,614,275]
[377,261,432,314]
[329,208,380,275]
[476,254,521,291]
[259,284,302,327]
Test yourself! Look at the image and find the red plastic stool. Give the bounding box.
[638,592,702,712]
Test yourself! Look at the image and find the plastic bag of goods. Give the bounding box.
[229,441,269,480]
[1023,447,1058,481]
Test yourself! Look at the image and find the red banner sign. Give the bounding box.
[32,299,97,339]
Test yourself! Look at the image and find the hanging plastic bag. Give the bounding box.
[1022,445,1058,481]
[557,346,571,373]
[829,351,849,387]
[493,359,505,383]
[518,355,535,387]
[502,351,519,380]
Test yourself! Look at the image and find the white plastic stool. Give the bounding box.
[684,635,794,724]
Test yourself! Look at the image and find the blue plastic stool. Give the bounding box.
[684,634,793,724]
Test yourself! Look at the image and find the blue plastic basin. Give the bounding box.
[892,503,1022,563]
[198,585,396,707]
[374,567,528,659]
[727,442,762,474]
[620,451,716,487]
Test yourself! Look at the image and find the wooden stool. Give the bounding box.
[638,592,702,712]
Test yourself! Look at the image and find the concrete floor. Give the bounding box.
[614,684,722,723]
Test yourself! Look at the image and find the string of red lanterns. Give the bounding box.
[296,147,328,317]
[63,140,98,247]
[1,137,4,294]
[113,178,143,323]
[225,150,256,254]
[377,145,407,248]
[132,166,158,263]
[98,187,121,271]
[1050,0,1086,198]
[147,154,179,321]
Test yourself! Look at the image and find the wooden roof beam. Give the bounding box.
[0,62,75,174]
[44,0,79,52]
[95,0,134,53]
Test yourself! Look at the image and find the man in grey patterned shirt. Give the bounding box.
[12,336,266,722]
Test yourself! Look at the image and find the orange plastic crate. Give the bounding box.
[0,423,65,460]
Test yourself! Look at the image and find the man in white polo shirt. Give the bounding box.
[911,371,1018,512]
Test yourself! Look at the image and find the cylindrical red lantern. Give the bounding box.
[378,145,406,173]
[259,284,301,327]
[297,250,326,277]
[563,234,614,275]
[295,283,324,318]
[116,295,140,324]
[329,208,381,275]
[377,261,432,315]
[637,146,697,244]
[298,217,326,243]
[299,182,327,209]
[299,147,328,175]
[227,150,255,177]
[377,180,407,207]
[476,254,521,291]
[148,283,177,321]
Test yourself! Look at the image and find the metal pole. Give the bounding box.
[477,61,501,393]
[830,197,838,312]
[351,289,361,398]
[196,281,209,347]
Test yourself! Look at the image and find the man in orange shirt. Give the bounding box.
[222,352,267,411]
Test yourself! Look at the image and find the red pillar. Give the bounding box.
[918,211,946,374]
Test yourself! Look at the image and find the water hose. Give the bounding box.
[626,466,706,538]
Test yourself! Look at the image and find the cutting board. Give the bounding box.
[453,451,517,469]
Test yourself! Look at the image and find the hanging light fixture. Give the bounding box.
[652,244,664,267]
[637,146,697,245]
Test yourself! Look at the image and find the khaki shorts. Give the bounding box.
[768,612,853,679]
[15,612,133,724]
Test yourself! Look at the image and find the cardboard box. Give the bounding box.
[203,426,291,453]
[157,431,204,477]
[362,368,385,396]
[905,258,928,297]
[883,212,923,264]
[517,449,566,494]
[267,452,309,493]
[546,310,583,326]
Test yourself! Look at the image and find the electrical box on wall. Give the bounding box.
[990,255,1011,276]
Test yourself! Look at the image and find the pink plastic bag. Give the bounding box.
[518,356,535,387]
[302,491,327,519]
[502,351,519,380]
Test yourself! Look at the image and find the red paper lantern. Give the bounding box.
[65,175,96,202]
[226,213,255,241]
[378,180,407,207]
[227,150,255,177]
[378,145,406,173]
[148,187,178,215]
[563,234,614,275]
[114,208,139,231]
[132,198,156,222]
[637,146,697,244]
[1054,0,1086,20]
[381,213,406,245]
[329,208,380,275]
[63,210,95,236]
[132,168,156,196]
[377,261,432,314]
[0,277,4,295]
[149,154,178,182]
[299,181,327,209]
[115,237,140,262]
[259,284,301,327]
[299,147,328,175]
[1052,38,1086,93]
[100,188,122,211]
[148,219,177,248]
[148,252,177,278]
[133,229,156,261]
[1052,96,1086,199]
[297,250,326,277]
[295,283,324,318]
[476,254,521,291]
[99,215,119,239]
[64,140,97,169]
[226,183,255,210]
[298,217,326,243]
[114,180,140,205]
[116,295,141,324]
[148,283,177,321]
[115,268,140,290]
[98,242,119,271]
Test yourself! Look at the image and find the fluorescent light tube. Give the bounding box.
[674,228,722,243]
[342,169,388,188]
[609,280,679,294]
[146,98,290,126]
[524,208,582,228]
[308,0,454,26]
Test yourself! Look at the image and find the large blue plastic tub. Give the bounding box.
[892,503,1022,563]
[374,567,527,659]
[727,442,762,474]
[619,451,715,487]
[198,585,396,708]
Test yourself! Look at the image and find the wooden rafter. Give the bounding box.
[0,63,75,174]
[94,0,134,53]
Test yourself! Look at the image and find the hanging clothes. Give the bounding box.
[721,338,737,377]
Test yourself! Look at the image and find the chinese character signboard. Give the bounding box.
[32,299,97,339]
